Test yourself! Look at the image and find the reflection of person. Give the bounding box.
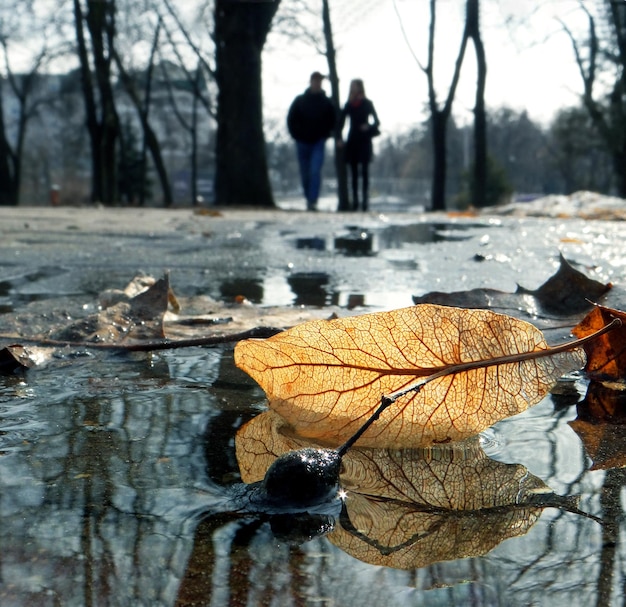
[339,79,380,211]
[287,72,337,211]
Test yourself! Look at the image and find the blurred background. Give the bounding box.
[0,0,622,209]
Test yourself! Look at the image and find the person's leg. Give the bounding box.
[296,142,313,206]
[362,162,369,211]
[307,139,326,210]
[350,162,359,210]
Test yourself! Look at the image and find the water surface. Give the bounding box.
[1,208,626,606]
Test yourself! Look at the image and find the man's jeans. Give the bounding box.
[296,139,325,210]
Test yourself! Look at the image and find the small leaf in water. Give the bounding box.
[414,254,610,317]
[53,274,172,343]
[0,344,53,374]
[235,304,586,447]
[572,305,626,382]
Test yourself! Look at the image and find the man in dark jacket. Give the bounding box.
[287,72,336,211]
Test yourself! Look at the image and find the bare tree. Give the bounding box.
[421,0,469,211]
[321,0,349,211]
[112,17,174,206]
[0,50,44,206]
[0,1,62,205]
[394,0,489,210]
[561,1,626,197]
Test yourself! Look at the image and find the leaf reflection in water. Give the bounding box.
[570,381,626,470]
[234,410,570,568]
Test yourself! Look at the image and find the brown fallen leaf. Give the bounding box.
[413,254,610,319]
[49,274,171,343]
[235,411,547,569]
[0,272,344,356]
[0,344,53,373]
[572,305,626,382]
[569,382,626,470]
[235,304,586,447]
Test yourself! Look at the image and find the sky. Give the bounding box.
[262,0,590,136]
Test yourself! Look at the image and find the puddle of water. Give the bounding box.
[258,221,495,310]
[0,340,621,607]
[219,277,265,304]
[0,267,76,312]
[287,272,339,307]
[2,213,626,605]
[334,226,376,256]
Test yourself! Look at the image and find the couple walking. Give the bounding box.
[287,72,380,211]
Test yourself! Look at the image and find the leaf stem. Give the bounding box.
[336,316,621,456]
[385,316,621,405]
[336,394,397,457]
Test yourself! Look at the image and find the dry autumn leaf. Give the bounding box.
[235,411,548,569]
[0,344,53,373]
[413,254,610,318]
[51,274,172,343]
[0,272,338,356]
[572,305,626,381]
[235,304,586,447]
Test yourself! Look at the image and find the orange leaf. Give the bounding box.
[235,304,586,447]
[572,305,626,380]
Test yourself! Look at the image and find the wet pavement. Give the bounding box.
[2,201,625,314]
[1,200,626,606]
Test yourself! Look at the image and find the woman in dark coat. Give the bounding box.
[339,79,380,211]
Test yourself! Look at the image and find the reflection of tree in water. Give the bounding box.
[479,388,626,607]
[287,272,339,307]
[572,384,626,607]
[2,349,626,606]
[0,351,224,606]
[201,381,626,605]
[597,467,626,607]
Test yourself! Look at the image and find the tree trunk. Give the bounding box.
[467,0,487,207]
[615,149,626,198]
[0,81,17,205]
[0,129,17,205]
[74,0,119,204]
[139,18,160,207]
[423,0,468,211]
[322,0,349,211]
[213,0,279,207]
[191,70,199,206]
[0,57,40,206]
[431,112,447,211]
